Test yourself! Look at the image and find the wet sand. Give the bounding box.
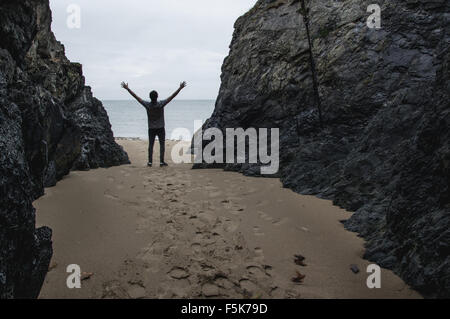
[35,139,421,299]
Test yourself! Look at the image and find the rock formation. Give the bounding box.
[195,0,449,297]
[0,0,129,298]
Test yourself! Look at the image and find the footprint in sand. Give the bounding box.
[197,211,217,225]
[222,219,239,233]
[258,211,274,222]
[193,200,213,211]
[241,187,258,196]
[272,218,289,227]
[104,190,119,201]
[208,191,223,198]
[214,276,235,290]
[138,196,158,205]
[142,180,153,188]
[228,207,245,216]
[253,226,265,237]
[101,280,130,299]
[220,198,244,211]
[239,279,264,298]
[256,200,270,208]
[253,247,265,262]
[198,235,217,247]
[191,243,202,253]
[246,265,268,279]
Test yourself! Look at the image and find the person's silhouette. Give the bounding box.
[121,81,187,167]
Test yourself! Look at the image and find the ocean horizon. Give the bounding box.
[103,99,215,141]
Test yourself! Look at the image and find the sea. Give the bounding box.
[102,100,215,141]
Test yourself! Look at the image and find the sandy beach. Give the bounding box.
[35,139,420,299]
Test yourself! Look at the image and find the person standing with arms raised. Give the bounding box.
[121,81,187,167]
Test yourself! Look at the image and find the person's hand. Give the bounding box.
[180,81,187,89]
[121,82,129,90]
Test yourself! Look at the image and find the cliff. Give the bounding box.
[0,0,129,298]
[195,0,449,297]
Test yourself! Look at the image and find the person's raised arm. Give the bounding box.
[163,81,187,106]
[121,82,145,106]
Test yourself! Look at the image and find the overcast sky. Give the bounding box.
[49,0,256,100]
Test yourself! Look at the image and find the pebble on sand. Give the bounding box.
[202,284,220,297]
[169,268,190,279]
[128,286,146,299]
[350,264,360,274]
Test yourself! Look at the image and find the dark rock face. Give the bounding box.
[0,0,129,298]
[196,0,449,297]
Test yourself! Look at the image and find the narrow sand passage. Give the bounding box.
[36,140,420,299]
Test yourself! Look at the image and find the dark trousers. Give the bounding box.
[148,128,166,163]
